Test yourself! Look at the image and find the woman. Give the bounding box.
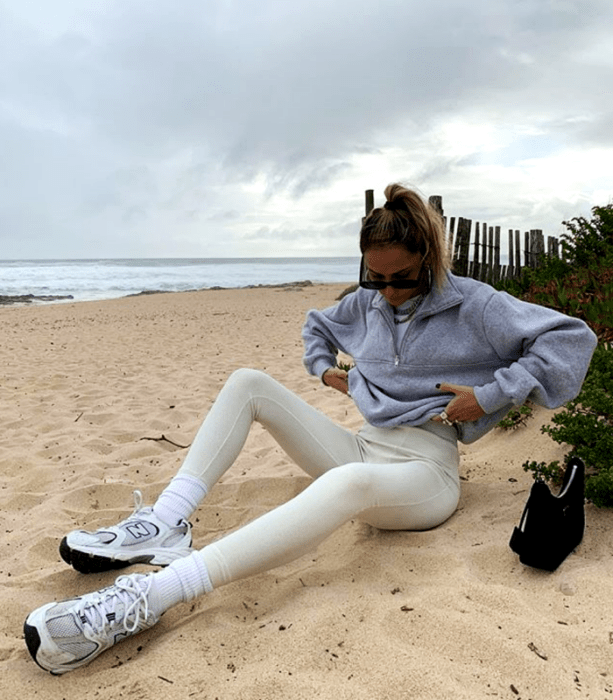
[24,184,597,674]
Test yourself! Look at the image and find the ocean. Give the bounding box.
[0,258,361,305]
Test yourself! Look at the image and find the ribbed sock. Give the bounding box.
[152,474,208,526]
[147,552,214,616]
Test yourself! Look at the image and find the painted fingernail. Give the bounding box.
[435,383,441,389]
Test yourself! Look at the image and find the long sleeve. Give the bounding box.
[302,291,363,379]
[301,274,598,444]
[474,291,598,413]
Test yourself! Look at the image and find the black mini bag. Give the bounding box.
[509,456,585,571]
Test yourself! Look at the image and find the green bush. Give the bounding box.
[496,204,613,343]
[496,402,534,430]
[522,343,613,507]
[561,204,613,267]
[496,204,613,505]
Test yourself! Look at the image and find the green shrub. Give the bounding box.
[561,205,613,267]
[496,402,534,430]
[522,343,613,507]
[496,204,613,504]
[496,204,613,343]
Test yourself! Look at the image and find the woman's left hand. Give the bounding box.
[432,383,486,424]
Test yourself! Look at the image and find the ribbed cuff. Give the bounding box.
[312,359,335,383]
[474,381,512,414]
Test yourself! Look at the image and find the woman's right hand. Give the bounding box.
[322,368,350,395]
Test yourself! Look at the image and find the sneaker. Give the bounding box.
[24,573,159,675]
[60,490,193,574]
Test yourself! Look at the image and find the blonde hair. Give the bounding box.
[359,184,450,289]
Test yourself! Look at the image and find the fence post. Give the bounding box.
[529,230,544,267]
[508,230,514,279]
[536,230,545,262]
[487,226,494,282]
[474,223,481,281]
[454,218,472,277]
[514,231,521,274]
[481,223,488,281]
[448,217,456,265]
[365,190,374,217]
[494,226,500,283]
[429,195,444,216]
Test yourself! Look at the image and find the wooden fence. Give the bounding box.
[364,190,561,284]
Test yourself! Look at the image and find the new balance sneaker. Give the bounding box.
[24,573,160,674]
[60,490,193,574]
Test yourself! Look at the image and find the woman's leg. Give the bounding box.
[200,459,459,586]
[152,456,459,608]
[61,368,363,573]
[153,368,363,524]
[179,368,363,485]
[26,442,459,674]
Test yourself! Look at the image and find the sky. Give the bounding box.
[1,0,613,259]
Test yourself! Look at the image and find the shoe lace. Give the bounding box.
[131,489,145,514]
[77,575,153,636]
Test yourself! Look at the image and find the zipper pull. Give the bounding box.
[395,355,399,366]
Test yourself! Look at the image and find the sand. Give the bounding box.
[0,284,611,700]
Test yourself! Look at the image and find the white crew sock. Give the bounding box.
[152,474,208,526]
[147,552,214,616]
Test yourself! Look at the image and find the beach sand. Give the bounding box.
[0,284,611,699]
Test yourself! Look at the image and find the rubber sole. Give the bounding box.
[23,612,66,675]
[23,620,46,671]
[59,537,154,574]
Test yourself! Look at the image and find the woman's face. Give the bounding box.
[363,245,423,307]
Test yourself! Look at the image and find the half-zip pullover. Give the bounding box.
[302,271,597,444]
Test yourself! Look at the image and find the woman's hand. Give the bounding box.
[432,382,486,424]
[322,368,350,395]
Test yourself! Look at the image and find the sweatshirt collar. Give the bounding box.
[371,271,464,319]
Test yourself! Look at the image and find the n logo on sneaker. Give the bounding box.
[126,522,158,540]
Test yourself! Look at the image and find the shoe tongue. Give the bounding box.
[84,576,145,628]
[145,576,164,618]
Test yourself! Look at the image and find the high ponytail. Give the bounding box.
[360,184,450,289]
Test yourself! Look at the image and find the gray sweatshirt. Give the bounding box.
[302,271,597,444]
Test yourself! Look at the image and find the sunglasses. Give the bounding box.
[358,257,421,290]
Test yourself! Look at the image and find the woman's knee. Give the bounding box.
[318,463,377,502]
[226,368,273,393]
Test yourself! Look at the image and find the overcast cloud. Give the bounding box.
[1,0,612,258]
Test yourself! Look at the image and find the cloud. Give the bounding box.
[1,0,612,257]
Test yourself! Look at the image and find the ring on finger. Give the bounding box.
[440,410,452,425]
[440,410,455,426]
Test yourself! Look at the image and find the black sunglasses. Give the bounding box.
[358,257,421,290]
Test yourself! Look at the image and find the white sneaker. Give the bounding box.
[60,490,193,573]
[24,573,159,674]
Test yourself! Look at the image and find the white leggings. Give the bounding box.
[177,369,460,588]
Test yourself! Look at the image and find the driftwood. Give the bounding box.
[139,435,191,449]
